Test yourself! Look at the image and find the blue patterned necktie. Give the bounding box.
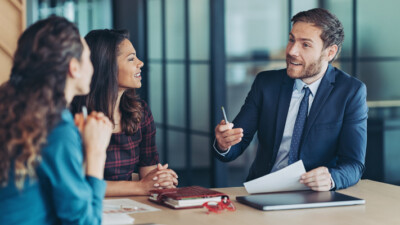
[288,86,311,165]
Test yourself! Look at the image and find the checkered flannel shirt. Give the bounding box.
[104,100,159,181]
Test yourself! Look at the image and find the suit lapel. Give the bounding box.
[302,64,336,142]
[272,73,294,159]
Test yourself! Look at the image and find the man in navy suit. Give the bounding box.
[214,8,367,191]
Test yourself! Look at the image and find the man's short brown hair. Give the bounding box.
[292,8,344,62]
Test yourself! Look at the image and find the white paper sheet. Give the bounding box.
[243,160,310,194]
[103,199,160,214]
[102,213,135,225]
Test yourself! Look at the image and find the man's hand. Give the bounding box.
[300,167,332,191]
[215,120,243,151]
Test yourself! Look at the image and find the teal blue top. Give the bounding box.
[0,164,51,225]
[0,110,106,225]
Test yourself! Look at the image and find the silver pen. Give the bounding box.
[82,106,88,121]
[221,106,229,124]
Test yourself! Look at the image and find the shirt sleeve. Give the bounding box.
[138,101,160,167]
[38,122,106,225]
[330,177,336,190]
[213,139,231,156]
[329,82,368,190]
[213,72,263,163]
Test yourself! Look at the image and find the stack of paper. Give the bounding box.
[102,198,160,225]
[103,199,160,214]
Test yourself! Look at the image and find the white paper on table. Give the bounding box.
[102,213,135,225]
[244,160,310,194]
[103,199,160,215]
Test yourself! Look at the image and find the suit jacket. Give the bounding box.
[215,65,368,190]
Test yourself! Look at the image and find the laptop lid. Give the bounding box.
[236,191,365,211]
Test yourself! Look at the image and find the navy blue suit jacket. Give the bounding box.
[215,65,368,190]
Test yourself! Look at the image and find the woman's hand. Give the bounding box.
[139,164,179,194]
[74,113,84,133]
[81,111,113,179]
[153,163,179,188]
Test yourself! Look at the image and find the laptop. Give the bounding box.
[236,191,365,211]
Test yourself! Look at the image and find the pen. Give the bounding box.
[221,106,229,124]
[82,106,88,121]
[120,205,139,210]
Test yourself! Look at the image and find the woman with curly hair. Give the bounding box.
[0,16,112,224]
[71,29,178,196]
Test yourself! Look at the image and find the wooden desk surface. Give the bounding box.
[118,180,400,225]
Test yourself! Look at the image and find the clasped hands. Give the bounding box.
[141,163,179,191]
[74,112,178,191]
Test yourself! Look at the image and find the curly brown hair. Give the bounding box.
[0,16,83,189]
[70,29,142,135]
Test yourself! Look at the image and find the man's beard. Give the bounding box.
[286,54,324,79]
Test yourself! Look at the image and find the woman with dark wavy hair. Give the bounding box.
[71,29,178,196]
[0,16,112,224]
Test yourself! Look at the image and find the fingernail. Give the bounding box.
[154,183,159,187]
[153,177,158,181]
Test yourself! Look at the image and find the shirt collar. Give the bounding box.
[293,76,323,97]
[61,109,74,122]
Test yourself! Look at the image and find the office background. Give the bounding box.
[2,0,399,188]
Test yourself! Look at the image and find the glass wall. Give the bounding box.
[147,0,211,187]
[357,0,400,101]
[225,0,290,186]
[26,0,112,36]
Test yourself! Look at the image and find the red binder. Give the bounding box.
[148,186,228,209]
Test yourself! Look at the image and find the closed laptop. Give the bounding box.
[236,191,365,211]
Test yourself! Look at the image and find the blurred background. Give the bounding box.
[1,0,399,188]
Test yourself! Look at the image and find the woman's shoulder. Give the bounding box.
[43,110,81,156]
[136,99,152,114]
[136,98,147,107]
[133,99,154,128]
[48,110,79,140]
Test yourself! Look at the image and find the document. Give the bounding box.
[102,213,134,225]
[102,199,160,225]
[103,199,160,214]
[244,160,310,194]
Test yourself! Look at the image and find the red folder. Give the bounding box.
[148,186,228,209]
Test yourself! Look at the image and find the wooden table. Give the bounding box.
[117,180,400,225]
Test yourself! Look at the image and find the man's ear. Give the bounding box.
[68,58,81,78]
[326,44,338,62]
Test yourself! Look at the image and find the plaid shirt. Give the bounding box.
[104,100,159,181]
